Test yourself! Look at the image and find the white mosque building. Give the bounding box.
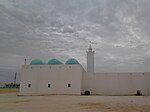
[19,44,150,96]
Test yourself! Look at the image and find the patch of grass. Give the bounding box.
[0,88,19,94]
[13,100,30,103]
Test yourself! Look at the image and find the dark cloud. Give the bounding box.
[0,0,150,84]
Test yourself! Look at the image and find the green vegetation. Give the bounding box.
[13,100,30,103]
[0,88,19,94]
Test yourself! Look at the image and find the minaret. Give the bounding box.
[86,42,95,72]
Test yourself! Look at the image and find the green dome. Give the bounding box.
[65,58,79,64]
[48,59,63,65]
[30,59,44,65]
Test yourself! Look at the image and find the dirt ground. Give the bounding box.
[0,93,150,112]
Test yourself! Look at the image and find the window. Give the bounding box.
[48,84,51,88]
[28,84,31,88]
[68,83,71,87]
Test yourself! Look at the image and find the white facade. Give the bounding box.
[19,64,85,95]
[86,44,94,72]
[20,64,150,95]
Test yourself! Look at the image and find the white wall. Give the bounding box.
[82,72,150,95]
[19,64,84,95]
[20,64,150,96]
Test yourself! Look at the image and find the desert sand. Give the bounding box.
[0,93,150,112]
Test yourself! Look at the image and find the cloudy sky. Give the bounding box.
[0,0,150,84]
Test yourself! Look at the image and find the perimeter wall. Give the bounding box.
[82,72,150,95]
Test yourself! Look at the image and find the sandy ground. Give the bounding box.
[0,93,150,112]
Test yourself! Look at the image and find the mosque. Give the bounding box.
[19,44,150,96]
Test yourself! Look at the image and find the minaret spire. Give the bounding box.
[88,41,93,52]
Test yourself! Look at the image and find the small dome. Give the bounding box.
[30,59,44,65]
[48,59,63,65]
[65,58,79,64]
